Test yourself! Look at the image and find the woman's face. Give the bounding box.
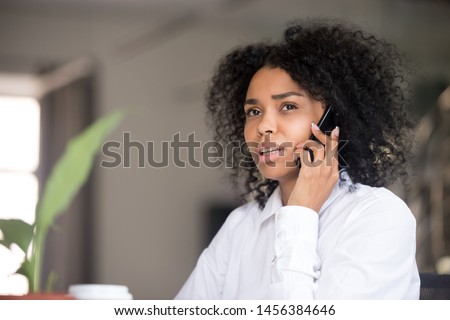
[244,67,324,182]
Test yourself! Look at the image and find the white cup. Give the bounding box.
[68,284,133,300]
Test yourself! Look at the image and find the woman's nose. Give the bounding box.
[257,113,277,136]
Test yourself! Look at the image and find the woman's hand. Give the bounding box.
[287,123,340,212]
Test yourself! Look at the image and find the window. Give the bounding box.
[0,96,40,295]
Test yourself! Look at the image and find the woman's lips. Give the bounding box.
[256,143,285,164]
[258,148,282,163]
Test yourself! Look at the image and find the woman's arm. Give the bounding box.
[268,205,320,299]
[174,221,230,299]
[175,205,249,299]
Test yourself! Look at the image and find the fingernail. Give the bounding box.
[311,122,320,131]
[333,126,340,138]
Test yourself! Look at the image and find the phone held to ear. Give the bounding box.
[296,105,338,168]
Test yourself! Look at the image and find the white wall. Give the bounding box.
[1,0,449,298]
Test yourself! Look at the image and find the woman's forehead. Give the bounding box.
[246,67,305,97]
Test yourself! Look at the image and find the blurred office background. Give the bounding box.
[0,0,449,299]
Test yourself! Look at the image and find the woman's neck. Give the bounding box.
[278,176,298,206]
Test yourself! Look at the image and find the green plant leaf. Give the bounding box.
[16,258,34,281]
[30,109,124,292]
[0,219,34,253]
[44,271,58,293]
[36,109,124,231]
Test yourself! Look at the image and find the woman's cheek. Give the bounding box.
[284,120,311,145]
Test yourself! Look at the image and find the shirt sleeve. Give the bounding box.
[269,194,418,299]
[174,206,243,299]
[268,206,320,299]
[174,229,228,299]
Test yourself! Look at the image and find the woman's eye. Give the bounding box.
[282,104,297,111]
[246,109,261,117]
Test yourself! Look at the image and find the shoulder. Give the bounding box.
[206,200,261,253]
[354,184,410,211]
[348,184,416,228]
[223,200,261,229]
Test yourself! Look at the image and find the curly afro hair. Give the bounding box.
[206,19,415,209]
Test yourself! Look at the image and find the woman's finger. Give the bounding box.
[297,139,323,168]
[310,122,327,145]
[325,126,340,170]
[307,141,325,168]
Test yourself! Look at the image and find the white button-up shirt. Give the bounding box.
[176,173,420,299]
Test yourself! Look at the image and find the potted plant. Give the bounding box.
[0,110,124,298]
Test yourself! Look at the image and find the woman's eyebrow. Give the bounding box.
[244,92,304,105]
[271,91,304,100]
[244,98,258,105]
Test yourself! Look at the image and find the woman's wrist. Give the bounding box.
[286,200,320,213]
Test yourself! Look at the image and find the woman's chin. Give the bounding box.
[257,161,298,181]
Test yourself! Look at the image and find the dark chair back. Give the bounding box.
[419,273,450,300]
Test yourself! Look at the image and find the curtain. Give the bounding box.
[37,74,96,291]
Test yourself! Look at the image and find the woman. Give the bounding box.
[176,19,420,299]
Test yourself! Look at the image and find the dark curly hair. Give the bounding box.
[206,19,415,209]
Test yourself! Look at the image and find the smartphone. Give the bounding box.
[296,105,337,168]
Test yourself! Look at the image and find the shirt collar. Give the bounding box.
[257,169,354,224]
[319,169,354,214]
[257,186,283,224]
